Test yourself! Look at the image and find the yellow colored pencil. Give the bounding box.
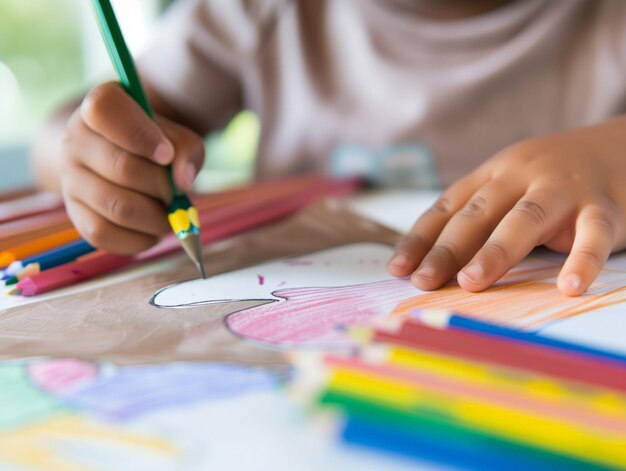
[362,344,626,418]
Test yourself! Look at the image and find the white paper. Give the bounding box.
[152,243,626,354]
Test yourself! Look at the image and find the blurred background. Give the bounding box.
[0,0,258,192]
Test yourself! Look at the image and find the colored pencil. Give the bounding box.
[0,210,70,244]
[332,396,608,470]
[0,186,38,203]
[0,224,75,253]
[339,406,592,471]
[325,354,626,433]
[5,263,39,286]
[0,227,80,268]
[12,177,359,296]
[0,191,63,224]
[0,174,339,267]
[91,0,205,278]
[192,174,333,212]
[369,319,626,393]
[11,252,132,296]
[139,177,359,261]
[294,342,626,469]
[334,344,626,423]
[411,309,626,366]
[323,366,626,468]
[3,239,95,279]
[197,177,360,227]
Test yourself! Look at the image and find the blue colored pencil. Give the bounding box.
[411,309,626,366]
[342,417,587,471]
[3,239,95,279]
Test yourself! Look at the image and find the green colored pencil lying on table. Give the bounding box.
[90,0,206,279]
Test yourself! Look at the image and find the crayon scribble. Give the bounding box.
[44,363,276,422]
[226,279,416,347]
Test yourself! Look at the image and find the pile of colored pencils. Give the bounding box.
[1,175,360,297]
[293,310,626,470]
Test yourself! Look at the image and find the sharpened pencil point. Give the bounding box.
[196,261,207,279]
[8,288,21,296]
[179,233,206,279]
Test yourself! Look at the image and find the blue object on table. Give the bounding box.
[3,239,95,279]
[342,417,590,471]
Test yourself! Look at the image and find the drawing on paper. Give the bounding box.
[151,243,626,351]
[0,359,281,470]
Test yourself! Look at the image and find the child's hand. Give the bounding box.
[388,118,626,296]
[61,82,205,254]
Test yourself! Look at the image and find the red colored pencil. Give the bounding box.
[0,192,64,224]
[0,186,38,203]
[138,177,360,260]
[373,319,626,393]
[192,174,329,211]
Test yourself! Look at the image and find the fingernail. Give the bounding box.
[564,274,582,292]
[414,264,435,280]
[153,142,173,165]
[460,264,484,283]
[185,162,197,189]
[388,254,407,268]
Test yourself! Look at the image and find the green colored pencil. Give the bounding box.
[90,0,206,278]
[320,390,594,469]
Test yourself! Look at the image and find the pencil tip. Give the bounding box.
[178,233,206,280]
[196,261,207,280]
[8,288,21,296]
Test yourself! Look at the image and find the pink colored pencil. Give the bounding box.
[0,192,64,224]
[13,253,131,296]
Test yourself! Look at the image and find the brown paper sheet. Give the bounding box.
[0,201,399,365]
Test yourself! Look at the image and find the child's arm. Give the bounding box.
[31,82,207,255]
[388,117,626,297]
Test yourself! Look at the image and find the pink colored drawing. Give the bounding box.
[257,275,265,285]
[225,279,416,347]
[28,359,98,395]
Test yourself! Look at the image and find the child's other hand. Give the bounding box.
[388,118,626,296]
[61,82,205,254]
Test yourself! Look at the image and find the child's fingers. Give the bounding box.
[65,198,160,255]
[65,166,170,237]
[387,173,484,277]
[557,204,620,296]
[411,179,521,290]
[66,113,171,202]
[80,82,174,164]
[159,118,205,192]
[457,189,570,291]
